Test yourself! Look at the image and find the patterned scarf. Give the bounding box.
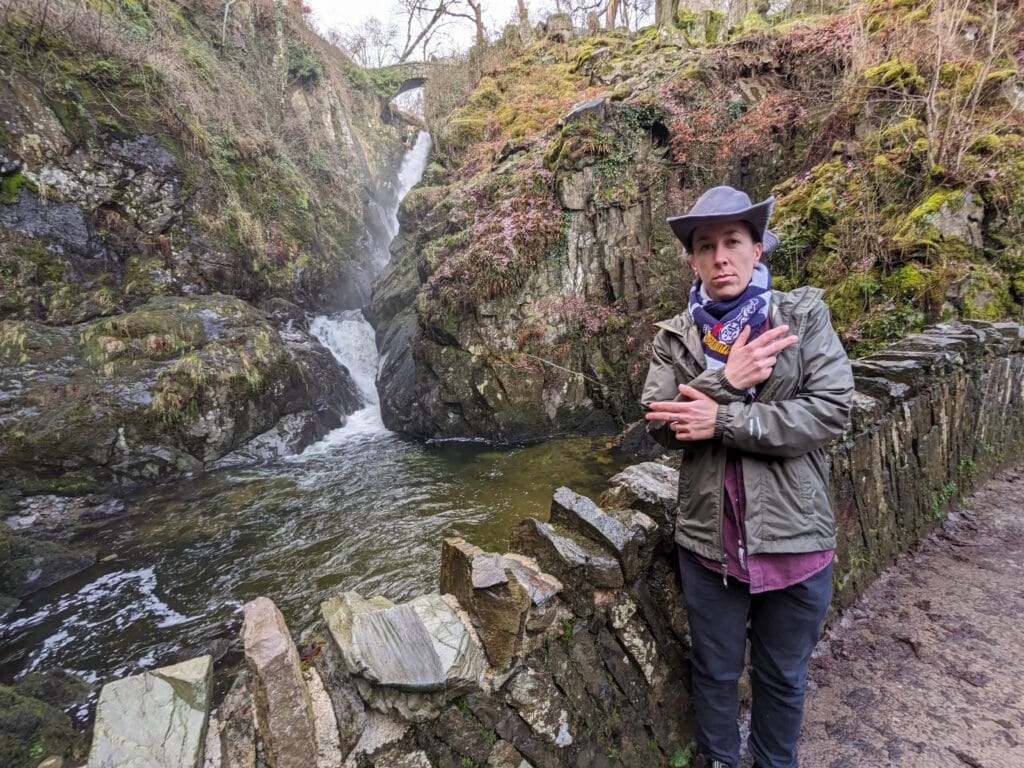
[688,264,773,369]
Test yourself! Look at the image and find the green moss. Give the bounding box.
[0,684,87,768]
[863,59,925,93]
[882,264,927,298]
[0,174,36,205]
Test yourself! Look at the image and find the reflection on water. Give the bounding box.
[0,432,628,685]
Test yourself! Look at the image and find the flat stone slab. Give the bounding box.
[322,591,484,695]
[88,655,212,768]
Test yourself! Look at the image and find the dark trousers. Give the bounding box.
[677,548,832,768]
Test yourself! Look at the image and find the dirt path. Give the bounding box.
[797,466,1024,768]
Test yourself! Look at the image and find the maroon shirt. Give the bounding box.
[695,318,834,592]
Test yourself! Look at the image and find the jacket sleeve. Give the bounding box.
[712,299,853,458]
[640,330,686,450]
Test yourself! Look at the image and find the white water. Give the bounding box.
[305,129,432,445]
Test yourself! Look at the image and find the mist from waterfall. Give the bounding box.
[306,130,432,444]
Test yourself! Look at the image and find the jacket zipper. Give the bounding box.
[718,448,728,587]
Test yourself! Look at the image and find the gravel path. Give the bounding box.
[797,466,1024,767]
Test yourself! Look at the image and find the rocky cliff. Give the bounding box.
[369,1,1024,441]
[0,0,412,498]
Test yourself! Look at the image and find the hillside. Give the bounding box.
[369,0,1024,441]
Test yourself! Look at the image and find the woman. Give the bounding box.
[642,185,854,768]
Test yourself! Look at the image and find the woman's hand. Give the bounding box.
[644,385,719,441]
[723,325,799,390]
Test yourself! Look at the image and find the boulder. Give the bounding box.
[242,597,317,768]
[88,655,212,768]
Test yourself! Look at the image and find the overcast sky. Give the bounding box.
[306,0,526,53]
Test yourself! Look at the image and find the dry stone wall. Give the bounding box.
[87,320,1024,768]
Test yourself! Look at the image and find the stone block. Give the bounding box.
[441,540,564,667]
[550,487,642,581]
[321,591,484,721]
[242,597,317,768]
[88,655,212,768]
[510,518,624,602]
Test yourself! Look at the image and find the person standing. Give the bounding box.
[641,186,854,768]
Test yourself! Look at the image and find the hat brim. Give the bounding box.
[667,196,775,253]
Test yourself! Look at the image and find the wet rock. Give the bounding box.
[440,538,535,668]
[343,710,409,765]
[370,748,432,767]
[307,630,367,757]
[1,535,95,599]
[0,295,360,497]
[303,667,343,768]
[601,462,677,539]
[321,591,485,721]
[242,597,317,768]
[510,518,624,606]
[217,674,257,768]
[549,487,642,581]
[0,681,88,768]
[487,740,530,767]
[88,655,212,768]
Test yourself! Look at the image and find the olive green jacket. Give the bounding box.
[641,286,854,566]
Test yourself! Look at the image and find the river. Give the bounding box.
[0,131,630,690]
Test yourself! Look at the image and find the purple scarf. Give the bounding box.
[688,264,772,369]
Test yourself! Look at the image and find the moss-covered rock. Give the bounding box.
[0,295,361,494]
[0,683,88,768]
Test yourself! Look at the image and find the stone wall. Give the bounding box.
[85,320,1024,768]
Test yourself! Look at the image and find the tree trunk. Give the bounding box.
[655,0,678,26]
[467,0,485,45]
[606,0,620,27]
[517,0,528,24]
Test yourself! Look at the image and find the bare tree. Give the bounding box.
[337,16,401,67]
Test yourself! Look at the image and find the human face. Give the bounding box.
[687,220,763,301]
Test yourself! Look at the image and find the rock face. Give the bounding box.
[0,294,361,496]
[88,656,212,768]
[242,597,318,768]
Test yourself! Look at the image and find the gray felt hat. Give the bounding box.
[667,186,779,254]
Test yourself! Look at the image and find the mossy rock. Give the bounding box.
[863,60,925,93]
[0,684,88,768]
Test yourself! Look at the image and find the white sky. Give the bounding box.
[307,0,526,54]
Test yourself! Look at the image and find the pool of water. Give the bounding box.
[0,422,628,686]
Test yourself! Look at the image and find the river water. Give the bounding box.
[0,132,630,688]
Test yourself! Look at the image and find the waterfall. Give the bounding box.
[305,130,432,444]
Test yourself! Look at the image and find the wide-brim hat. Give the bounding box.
[667,186,778,254]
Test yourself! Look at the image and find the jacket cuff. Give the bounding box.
[715,367,748,399]
[714,404,731,441]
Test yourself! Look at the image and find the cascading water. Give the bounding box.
[305,130,432,442]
